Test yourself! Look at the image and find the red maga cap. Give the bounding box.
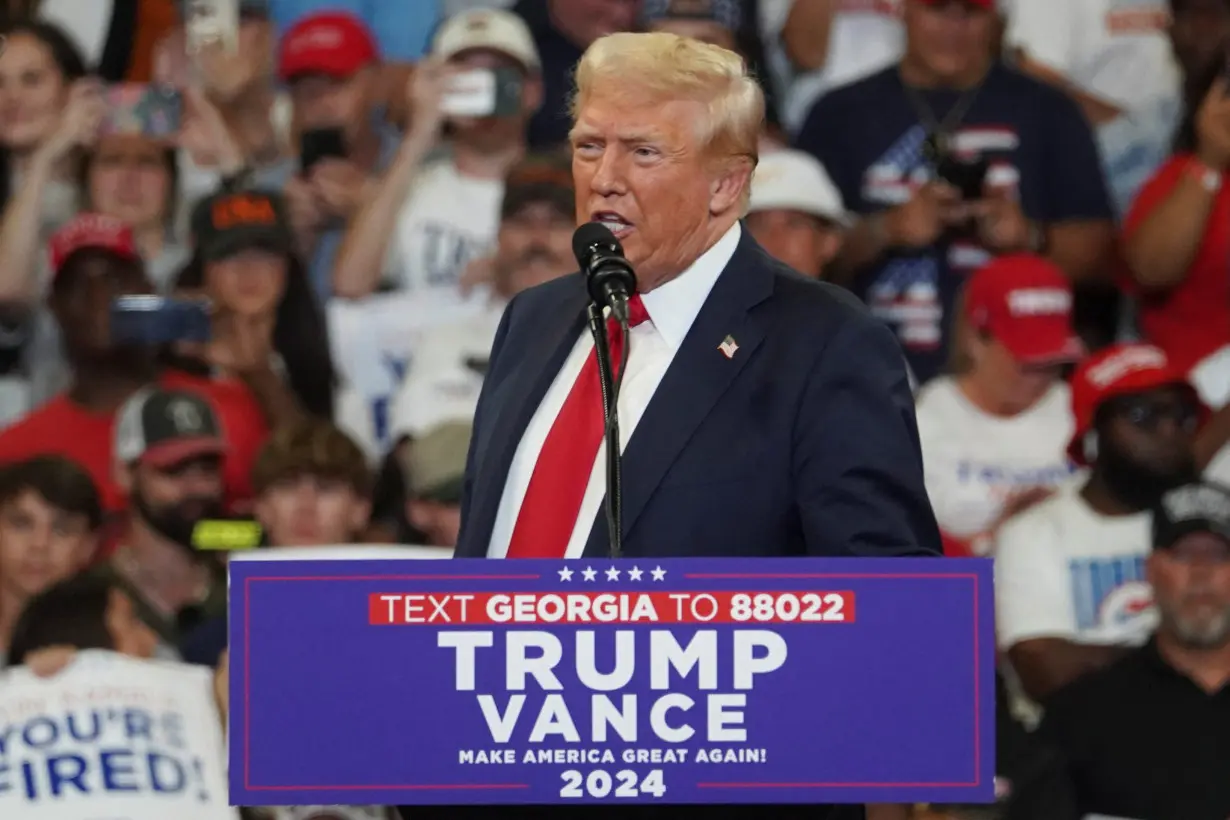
[964,254,1084,366]
[48,213,138,273]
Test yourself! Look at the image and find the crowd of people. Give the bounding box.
[0,0,1227,818]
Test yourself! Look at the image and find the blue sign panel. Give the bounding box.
[229,557,995,806]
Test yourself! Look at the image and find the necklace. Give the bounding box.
[899,68,988,166]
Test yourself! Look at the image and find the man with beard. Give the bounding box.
[93,388,229,656]
[996,343,1207,702]
[389,152,575,440]
[1037,480,1230,818]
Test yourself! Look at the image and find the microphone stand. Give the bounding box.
[587,302,629,559]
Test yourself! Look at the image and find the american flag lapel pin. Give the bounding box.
[718,334,739,359]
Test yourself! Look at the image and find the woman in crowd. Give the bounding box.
[1122,56,1230,409]
[170,189,343,429]
[916,256,1081,557]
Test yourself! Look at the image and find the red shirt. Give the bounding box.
[1123,154,1230,373]
[0,371,269,514]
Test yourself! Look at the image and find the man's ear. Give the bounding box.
[709,157,754,217]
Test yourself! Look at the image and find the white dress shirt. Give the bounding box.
[486,223,743,559]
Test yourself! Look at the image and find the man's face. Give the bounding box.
[1149,532,1230,648]
[51,255,153,359]
[0,491,93,601]
[968,335,1064,414]
[290,69,373,140]
[1101,386,1201,481]
[496,201,575,294]
[1170,0,1230,79]
[255,474,369,547]
[745,209,841,279]
[571,90,747,290]
[407,498,462,549]
[904,0,995,82]
[549,0,642,47]
[130,456,225,547]
[648,19,738,51]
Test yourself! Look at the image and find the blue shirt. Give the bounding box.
[796,63,1113,384]
[268,0,441,61]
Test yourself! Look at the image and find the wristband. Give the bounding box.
[1188,159,1223,193]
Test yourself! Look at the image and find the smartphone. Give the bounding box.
[102,84,183,139]
[110,296,212,345]
[937,154,990,201]
[441,67,523,118]
[299,127,348,174]
[185,0,239,55]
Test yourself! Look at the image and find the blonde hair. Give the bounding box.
[570,32,764,169]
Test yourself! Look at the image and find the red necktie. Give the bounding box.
[506,295,650,558]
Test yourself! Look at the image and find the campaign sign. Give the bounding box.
[0,650,237,819]
[229,556,994,806]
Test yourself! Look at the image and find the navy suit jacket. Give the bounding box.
[453,228,941,560]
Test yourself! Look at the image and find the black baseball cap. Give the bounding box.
[1152,482,1230,550]
[191,189,294,262]
[114,388,228,468]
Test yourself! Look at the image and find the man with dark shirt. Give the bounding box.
[511,0,641,148]
[796,0,1114,385]
[1039,481,1230,819]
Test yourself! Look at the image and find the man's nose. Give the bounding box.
[590,149,627,196]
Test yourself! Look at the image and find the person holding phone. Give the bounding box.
[275,11,403,299]
[170,189,356,441]
[332,9,543,304]
[0,213,270,517]
[1122,44,1230,411]
[796,0,1115,389]
[0,20,92,315]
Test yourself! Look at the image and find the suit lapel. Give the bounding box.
[583,231,775,557]
[464,277,589,556]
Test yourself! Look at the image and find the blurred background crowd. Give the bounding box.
[0,0,1229,818]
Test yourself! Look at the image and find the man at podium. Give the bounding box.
[452,30,941,564]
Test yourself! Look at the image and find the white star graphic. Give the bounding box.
[605,566,621,581]
[651,566,667,581]
[627,566,644,581]
[582,566,598,582]
[557,567,574,582]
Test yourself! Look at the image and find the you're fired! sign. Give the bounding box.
[229,556,994,806]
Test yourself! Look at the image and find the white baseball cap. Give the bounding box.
[749,148,848,226]
[431,9,540,71]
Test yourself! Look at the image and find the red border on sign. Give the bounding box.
[240,572,983,793]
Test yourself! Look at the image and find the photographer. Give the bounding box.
[332,8,541,303]
[796,0,1114,386]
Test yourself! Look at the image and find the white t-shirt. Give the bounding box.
[1005,0,1178,112]
[390,298,506,440]
[995,484,1157,651]
[917,377,1076,545]
[38,0,113,68]
[383,159,503,297]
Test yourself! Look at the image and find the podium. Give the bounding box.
[228,554,995,806]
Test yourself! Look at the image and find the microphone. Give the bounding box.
[573,222,637,324]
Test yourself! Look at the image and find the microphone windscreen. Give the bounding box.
[572,222,621,267]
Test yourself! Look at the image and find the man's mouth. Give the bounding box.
[591,212,634,240]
